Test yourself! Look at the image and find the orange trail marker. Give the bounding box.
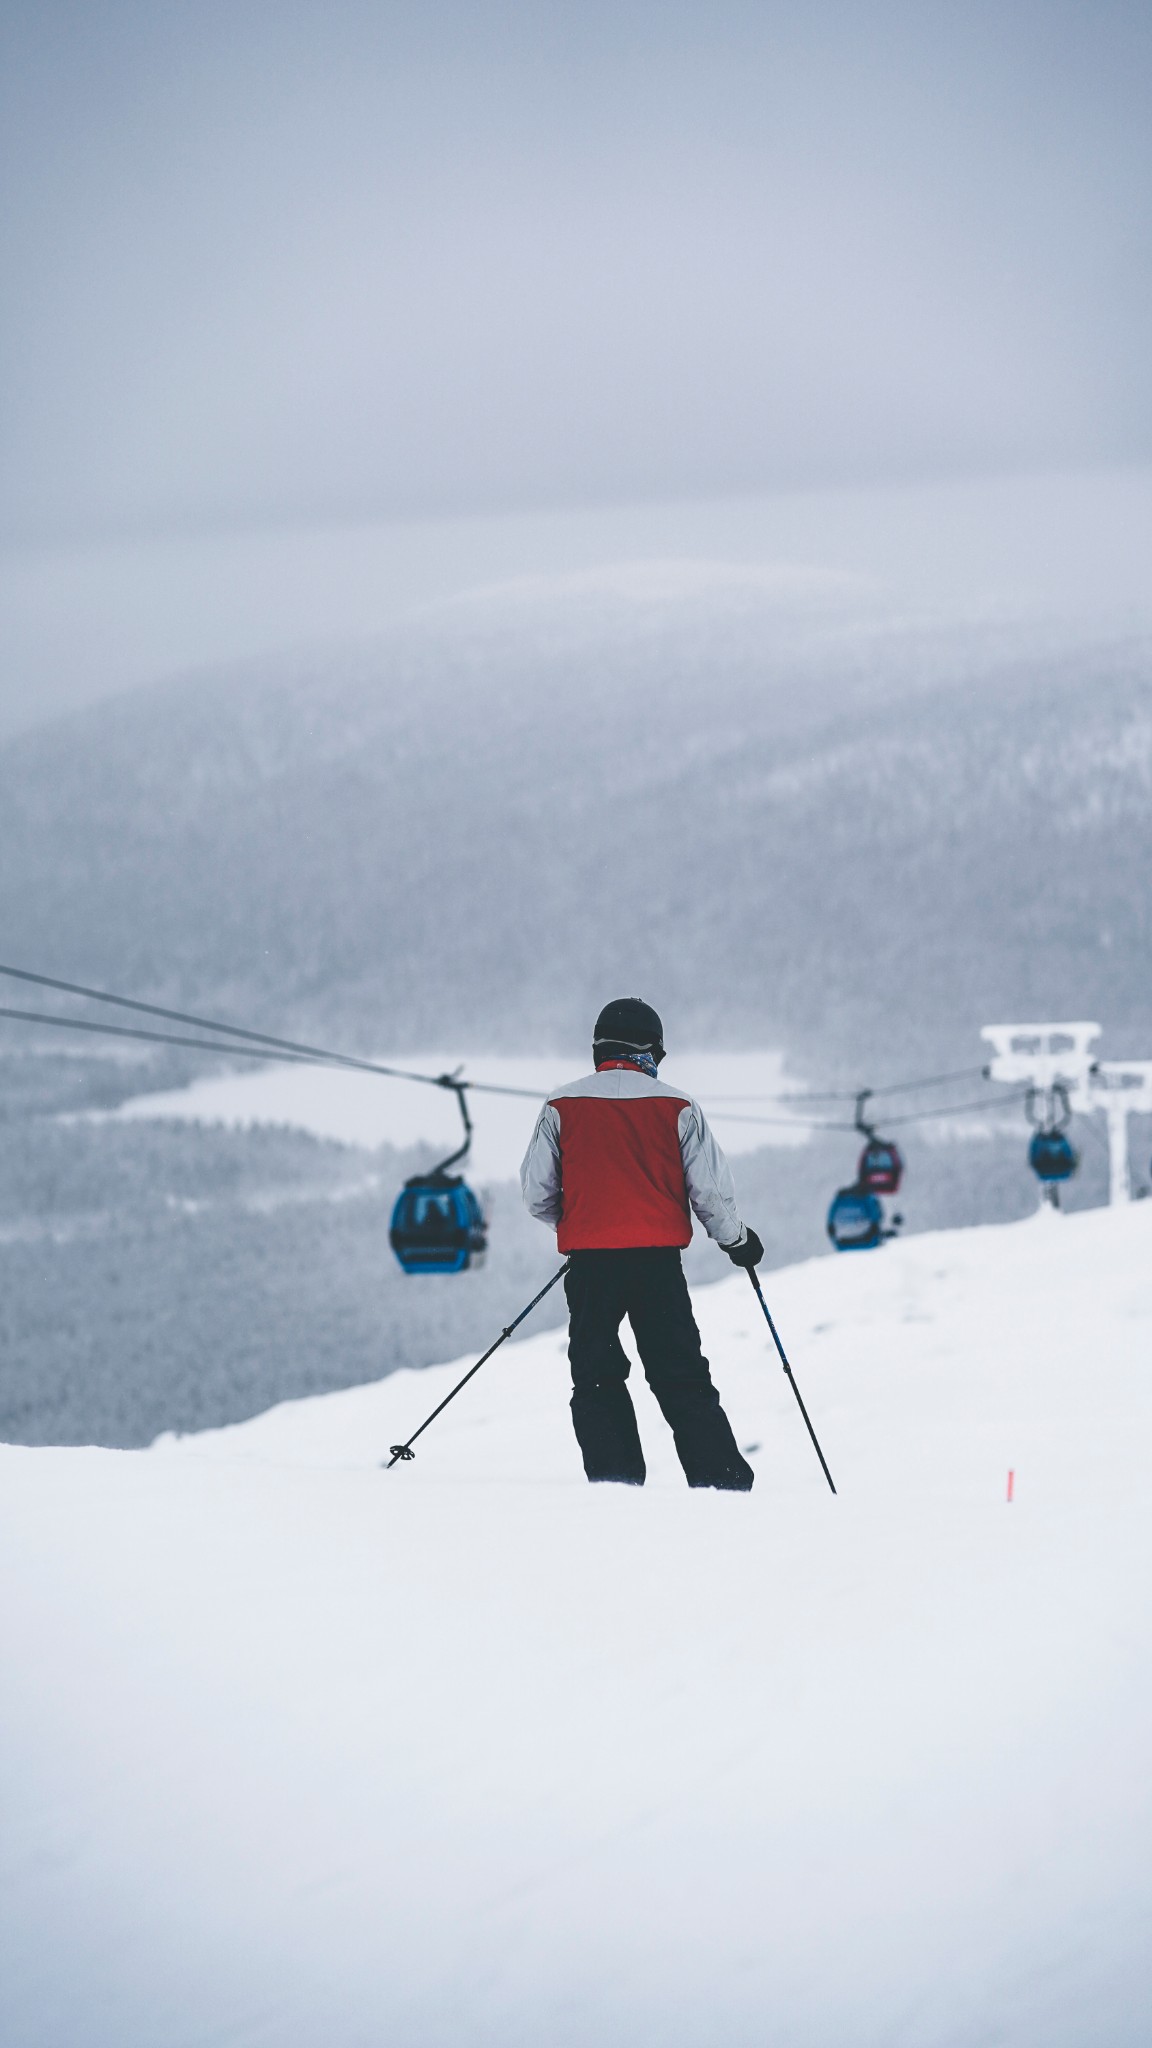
[1006,1469,1015,1503]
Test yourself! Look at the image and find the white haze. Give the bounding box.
[3,468,1152,733]
[1,1,1149,553]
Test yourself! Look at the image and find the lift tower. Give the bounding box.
[982,1023,1152,1206]
[1090,1063,1152,1205]
[981,1023,1099,1208]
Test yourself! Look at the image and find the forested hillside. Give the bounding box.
[1,569,1148,1072]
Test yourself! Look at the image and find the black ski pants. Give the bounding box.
[564,1248,754,1490]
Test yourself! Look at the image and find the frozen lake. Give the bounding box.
[106,1050,812,1181]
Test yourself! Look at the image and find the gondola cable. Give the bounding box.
[703,1064,990,1106]
[0,1003,333,1067]
[710,1087,1030,1134]
[0,957,1047,1267]
[0,961,541,1098]
[0,992,1032,1136]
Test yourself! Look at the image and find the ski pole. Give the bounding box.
[745,1267,837,1495]
[384,1261,571,1469]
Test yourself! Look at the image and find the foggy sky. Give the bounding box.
[1,0,1150,546]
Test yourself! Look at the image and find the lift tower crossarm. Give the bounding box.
[981,1022,1101,1212]
[981,1022,1101,1113]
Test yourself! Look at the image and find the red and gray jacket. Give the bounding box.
[519,1061,748,1254]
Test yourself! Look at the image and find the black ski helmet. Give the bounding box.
[592,996,665,1065]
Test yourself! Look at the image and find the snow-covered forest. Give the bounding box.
[2,580,1150,1064]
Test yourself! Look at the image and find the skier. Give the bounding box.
[520,997,764,1490]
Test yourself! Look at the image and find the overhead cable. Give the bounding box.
[705,1065,989,1107]
[879,1087,1031,1129]
[708,1108,856,1133]
[710,1087,1030,1134]
[0,962,541,1100]
[0,959,1035,1128]
[0,1004,355,1068]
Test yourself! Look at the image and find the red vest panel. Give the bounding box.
[552,1093,692,1251]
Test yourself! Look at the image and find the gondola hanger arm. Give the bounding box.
[423,1074,474,1180]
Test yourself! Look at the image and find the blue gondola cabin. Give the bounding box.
[390,1175,487,1274]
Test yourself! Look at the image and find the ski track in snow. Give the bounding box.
[2,1203,1151,2047]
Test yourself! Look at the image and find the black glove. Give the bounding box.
[724,1227,764,1268]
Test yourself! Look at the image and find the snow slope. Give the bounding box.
[2,1204,1151,2048]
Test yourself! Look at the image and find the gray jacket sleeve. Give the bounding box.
[677,1101,746,1248]
[520,1102,563,1227]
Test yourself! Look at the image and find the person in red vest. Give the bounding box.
[520,997,763,1489]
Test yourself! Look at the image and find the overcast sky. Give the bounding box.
[1,0,1150,547]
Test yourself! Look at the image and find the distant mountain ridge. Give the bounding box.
[1,568,1149,1074]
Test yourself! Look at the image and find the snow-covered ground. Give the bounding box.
[105,1050,809,1178]
[3,1203,1151,2047]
